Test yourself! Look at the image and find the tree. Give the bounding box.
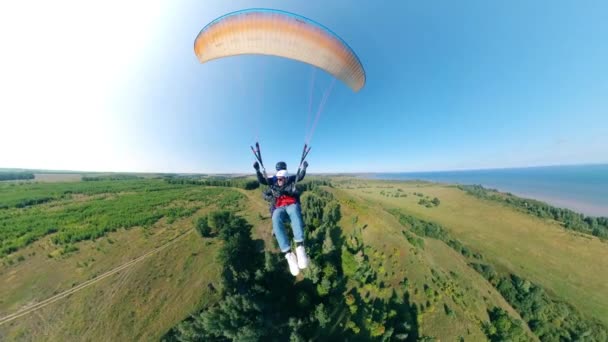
[324,202,341,224]
[370,321,386,337]
[322,233,335,254]
[346,320,360,333]
[314,303,330,328]
[483,307,527,342]
[444,304,455,317]
[317,277,332,297]
[199,294,265,340]
[195,216,213,237]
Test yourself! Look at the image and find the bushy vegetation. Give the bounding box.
[482,307,528,341]
[0,180,243,256]
[389,208,607,341]
[299,186,335,229]
[0,179,180,209]
[165,176,260,190]
[418,197,440,208]
[380,189,407,198]
[295,179,333,192]
[0,172,35,181]
[402,230,424,249]
[390,210,479,259]
[166,187,419,341]
[459,185,608,240]
[82,174,142,181]
[472,263,608,341]
[195,216,213,237]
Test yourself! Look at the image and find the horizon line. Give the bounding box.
[1,162,607,176]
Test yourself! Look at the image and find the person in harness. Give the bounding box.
[254,160,309,276]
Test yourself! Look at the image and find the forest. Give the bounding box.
[165,187,420,341]
[0,179,243,257]
[0,172,35,181]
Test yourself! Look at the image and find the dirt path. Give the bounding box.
[0,229,194,326]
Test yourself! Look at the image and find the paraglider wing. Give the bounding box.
[194,9,366,92]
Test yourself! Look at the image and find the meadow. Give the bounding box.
[1,176,606,341]
[0,177,247,340]
[0,179,244,257]
[335,179,608,328]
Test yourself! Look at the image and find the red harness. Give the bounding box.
[275,194,297,208]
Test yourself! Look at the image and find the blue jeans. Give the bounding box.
[272,203,305,252]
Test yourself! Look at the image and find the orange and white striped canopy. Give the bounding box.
[194,9,366,92]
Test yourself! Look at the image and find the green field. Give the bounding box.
[331,185,534,340]
[0,178,243,340]
[1,176,606,341]
[335,180,608,325]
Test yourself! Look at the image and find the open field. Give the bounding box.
[34,173,83,182]
[335,179,608,326]
[330,185,536,340]
[0,179,243,340]
[1,176,605,340]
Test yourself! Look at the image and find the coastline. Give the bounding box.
[359,164,608,218]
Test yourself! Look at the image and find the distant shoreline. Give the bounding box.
[3,164,607,217]
[360,164,608,218]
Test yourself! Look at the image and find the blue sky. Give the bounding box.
[1,0,607,173]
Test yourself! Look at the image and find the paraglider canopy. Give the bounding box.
[194,8,366,92]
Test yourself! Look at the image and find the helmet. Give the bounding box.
[275,161,287,171]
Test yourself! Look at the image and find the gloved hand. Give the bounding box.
[253,161,260,171]
[302,161,309,170]
[263,188,273,201]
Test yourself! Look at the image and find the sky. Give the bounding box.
[1,0,607,174]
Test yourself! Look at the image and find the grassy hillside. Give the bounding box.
[335,179,608,327]
[1,230,222,341]
[330,185,534,340]
[1,177,606,340]
[0,179,243,340]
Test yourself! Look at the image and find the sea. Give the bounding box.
[365,164,608,217]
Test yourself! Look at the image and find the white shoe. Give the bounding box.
[285,252,300,276]
[295,245,309,269]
